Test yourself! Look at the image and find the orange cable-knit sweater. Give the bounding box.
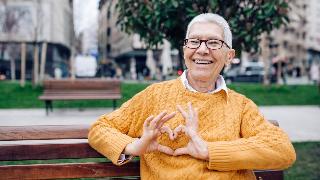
[88,78,296,180]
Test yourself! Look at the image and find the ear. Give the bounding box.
[225,49,235,66]
[182,46,187,60]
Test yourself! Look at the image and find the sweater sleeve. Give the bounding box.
[207,98,296,171]
[88,85,155,165]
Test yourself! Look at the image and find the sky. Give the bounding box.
[73,0,99,36]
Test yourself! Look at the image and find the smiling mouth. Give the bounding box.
[192,59,213,65]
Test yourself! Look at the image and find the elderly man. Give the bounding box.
[88,13,296,180]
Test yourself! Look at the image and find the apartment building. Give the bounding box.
[98,0,176,80]
[0,0,74,80]
[258,0,320,78]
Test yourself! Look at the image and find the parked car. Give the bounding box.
[224,62,265,83]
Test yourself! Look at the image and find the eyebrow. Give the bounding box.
[188,35,223,40]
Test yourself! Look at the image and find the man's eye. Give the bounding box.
[207,40,221,46]
[189,40,199,44]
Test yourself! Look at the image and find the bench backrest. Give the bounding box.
[43,79,121,91]
[0,120,283,179]
[41,79,121,96]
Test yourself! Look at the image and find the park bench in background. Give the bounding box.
[38,79,122,115]
[0,120,283,179]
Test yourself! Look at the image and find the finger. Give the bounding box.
[173,125,185,139]
[157,143,174,155]
[160,126,170,133]
[143,115,154,128]
[160,126,174,140]
[150,111,167,128]
[188,102,193,119]
[173,147,188,156]
[194,108,199,120]
[185,128,198,138]
[189,104,198,126]
[177,105,188,119]
[156,111,176,129]
[193,109,199,127]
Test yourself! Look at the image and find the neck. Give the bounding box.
[187,72,217,93]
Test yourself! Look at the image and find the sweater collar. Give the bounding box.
[180,70,229,98]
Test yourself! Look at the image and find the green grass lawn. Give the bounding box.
[0,142,318,180]
[285,142,320,180]
[0,80,319,108]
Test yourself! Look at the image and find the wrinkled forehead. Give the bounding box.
[187,22,224,40]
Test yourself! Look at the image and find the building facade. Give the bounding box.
[0,0,74,80]
[257,0,320,80]
[98,0,176,80]
[305,0,320,72]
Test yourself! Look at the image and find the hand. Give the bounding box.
[124,111,176,156]
[173,102,209,160]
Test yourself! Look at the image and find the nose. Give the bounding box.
[196,41,209,54]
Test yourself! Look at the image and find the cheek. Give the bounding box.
[184,48,191,57]
[210,51,227,63]
[183,49,194,63]
[210,54,227,71]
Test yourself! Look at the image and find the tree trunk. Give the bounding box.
[260,34,270,85]
[70,46,76,80]
[0,44,5,60]
[20,43,26,87]
[10,57,16,81]
[33,43,39,86]
[277,61,281,85]
[39,42,47,83]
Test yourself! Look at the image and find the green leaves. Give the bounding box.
[116,0,289,56]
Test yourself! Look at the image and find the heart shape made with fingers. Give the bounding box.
[160,125,186,141]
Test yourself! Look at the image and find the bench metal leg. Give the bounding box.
[45,100,53,116]
[113,100,117,110]
[49,101,53,112]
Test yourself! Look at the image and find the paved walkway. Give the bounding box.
[0,106,319,142]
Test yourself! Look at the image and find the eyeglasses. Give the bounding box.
[184,38,230,50]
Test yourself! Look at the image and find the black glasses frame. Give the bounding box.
[183,38,230,50]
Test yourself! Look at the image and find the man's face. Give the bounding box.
[183,22,235,82]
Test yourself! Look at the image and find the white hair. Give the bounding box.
[185,13,232,48]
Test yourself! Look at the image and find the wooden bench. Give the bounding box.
[0,120,284,179]
[38,79,122,115]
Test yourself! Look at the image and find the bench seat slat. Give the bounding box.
[0,141,103,161]
[254,170,283,180]
[0,125,89,141]
[0,161,140,179]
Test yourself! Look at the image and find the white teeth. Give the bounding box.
[194,59,212,64]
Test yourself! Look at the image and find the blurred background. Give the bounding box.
[0,0,319,179]
[0,0,319,85]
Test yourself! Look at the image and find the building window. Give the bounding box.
[303,4,307,9]
[106,44,111,53]
[107,27,111,37]
[107,10,111,19]
[296,45,301,51]
[283,41,288,49]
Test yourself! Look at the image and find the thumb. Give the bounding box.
[173,147,188,156]
[156,143,174,155]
